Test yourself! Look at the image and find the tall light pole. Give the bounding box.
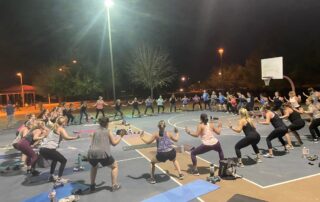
[16,72,24,107]
[105,0,116,101]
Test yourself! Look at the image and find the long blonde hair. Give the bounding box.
[239,108,254,127]
[53,116,66,133]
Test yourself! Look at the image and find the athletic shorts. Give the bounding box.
[156,149,176,162]
[89,155,115,167]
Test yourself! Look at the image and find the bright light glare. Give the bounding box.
[218,48,224,55]
[181,76,186,81]
[104,0,114,8]
[218,72,222,76]
[179,88,184,92]
[16,72,22,77]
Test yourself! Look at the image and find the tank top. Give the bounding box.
[157,99,164,106]
[88,128,111,159]
[24,129,35,144]
[115,103,121,110]
[274,97,283,107]
[243,122,259,137]
[309,105,320,119]
[146,99,152,106]
[170,97,176,104]
[289,97,300,108]
[41,130,61,149]
[288,110,302,123]
[80,104,87,112]
[199,124,218,145]
[270,112,286,128]
[96,100,104,109]
[156,131,174,153]
[133,101,138,108]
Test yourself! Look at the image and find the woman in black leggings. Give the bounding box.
[303,98,320,142]
[228,108,262,167]
[259,105,289,158]
[281,103,305,147]
[40,116,80,185]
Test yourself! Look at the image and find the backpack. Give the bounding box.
[218,158,239,180]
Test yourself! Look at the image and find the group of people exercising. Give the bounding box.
[10,87,320,191]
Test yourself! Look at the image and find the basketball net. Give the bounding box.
[262,77,272,86]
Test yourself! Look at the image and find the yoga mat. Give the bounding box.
[22,182,89,202]
[143,179,219,202]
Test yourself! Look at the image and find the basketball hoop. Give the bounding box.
[262,77,272,86]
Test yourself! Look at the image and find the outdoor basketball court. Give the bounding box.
[1,110,319,202]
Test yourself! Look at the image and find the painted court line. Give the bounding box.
[262,172,320,189]
[118,156,144,163]
[121,131,205,202]
[184,150,266,189]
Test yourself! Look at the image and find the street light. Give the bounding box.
[218,48,224,88]
[104,0,116,101]
[72,60,77,64]
[16,72,24,107]
[181,76,186,82]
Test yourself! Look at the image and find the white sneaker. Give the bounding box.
[263,153,274,158]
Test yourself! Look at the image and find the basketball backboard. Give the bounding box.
[261,57,283,79]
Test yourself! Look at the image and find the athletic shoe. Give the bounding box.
[48,175,58,182]
[31,169,40,176]
[286,145,294,150]
[313,139,319,143]
[237,162,244,168]
[147,178,156,184]
[56,177,68,184]
[256,158,262,163]
[178,174,184,180]
[263,153,274,158]
[90,183,96,192]
[111,184,121,192]
[192,169,200,176]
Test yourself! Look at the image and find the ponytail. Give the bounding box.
[239,108,254,127]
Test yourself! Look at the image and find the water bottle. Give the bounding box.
[48,189,56,202]
[209,163,215,177]
[302,147,307,158]
[180,145,184,153]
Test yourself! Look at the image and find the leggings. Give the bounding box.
[204,100,211,110]
[67,114,74,124]
[79,110,88,123]
[235,135,260,158]
[40,148,67,177]
[95,109,105,119]
[193,102,202,110]
[15,139,38,168]
[158,106,164,113]
[191,142,224,166]
[266,127,288,149]
[170,103,176,112]
[114,109,123,119]
[132,107,140,116]
[144,106,154,114]
[309,118,320,139]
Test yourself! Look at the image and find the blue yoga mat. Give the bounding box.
[22,182,89,202]
[143,179,219,202]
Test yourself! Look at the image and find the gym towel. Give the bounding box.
[143,179,219,202]
[22,182,89,202]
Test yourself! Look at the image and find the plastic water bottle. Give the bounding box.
[209,164,215,177]
[180,145,184,153]
[302,147,307,158]
[48,189,56,202]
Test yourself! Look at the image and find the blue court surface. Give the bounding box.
[0,110,319,201]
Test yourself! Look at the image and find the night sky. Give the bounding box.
[1,0,320,88]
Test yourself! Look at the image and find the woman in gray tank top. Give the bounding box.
[39,116,80,185]
[140,120,184,184]
[88,117,123,192]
